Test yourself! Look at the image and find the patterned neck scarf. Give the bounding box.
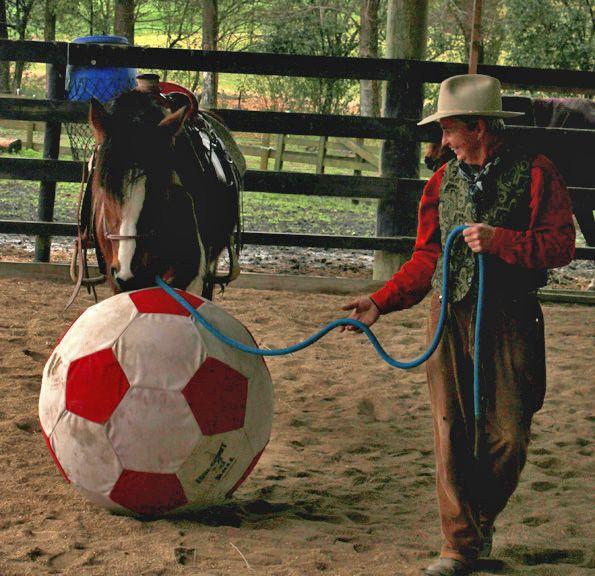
[458,157,501,200]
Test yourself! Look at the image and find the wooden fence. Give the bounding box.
[0,39,593,269]
[0,118,380,173]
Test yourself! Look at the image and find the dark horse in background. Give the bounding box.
[70,82,245,304]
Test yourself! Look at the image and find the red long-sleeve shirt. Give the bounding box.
[370,154,576,313]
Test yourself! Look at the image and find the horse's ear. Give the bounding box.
[89,98,109,144]
[158,106,187,137]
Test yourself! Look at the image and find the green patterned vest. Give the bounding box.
[432,150,547,302]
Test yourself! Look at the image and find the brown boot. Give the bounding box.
[422,557,472,576]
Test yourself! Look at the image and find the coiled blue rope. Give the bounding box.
[155,225,486,426]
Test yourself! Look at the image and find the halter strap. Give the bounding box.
[66,150,106,309]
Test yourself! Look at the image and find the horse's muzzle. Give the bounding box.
[113,271,153,292]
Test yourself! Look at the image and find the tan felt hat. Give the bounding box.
[417,74,524,125]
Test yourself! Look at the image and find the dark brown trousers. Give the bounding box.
[425,291,546,561]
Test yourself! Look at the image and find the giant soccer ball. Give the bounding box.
[39,287,274,516]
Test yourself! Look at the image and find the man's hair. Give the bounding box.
[453,116,506,134]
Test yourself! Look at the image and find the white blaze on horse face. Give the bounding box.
[115,173,146,281]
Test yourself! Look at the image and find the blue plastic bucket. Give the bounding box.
[66,35,137,102]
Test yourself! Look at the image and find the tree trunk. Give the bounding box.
[114,0,135,44]
[449,0,485,63]
[375,0,429,280]
[359,0,380,117]
[0,0,10,93]
[44,0,57,93]
[385,0,429,61]
[468,0,483,72]
[202,0,218,109]
[13,1,35,93]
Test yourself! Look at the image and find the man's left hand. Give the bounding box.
[463,223,496,253]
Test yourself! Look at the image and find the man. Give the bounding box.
[342,74,575,576]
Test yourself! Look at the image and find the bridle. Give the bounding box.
[96,145,158,243]
[103,222,156,242]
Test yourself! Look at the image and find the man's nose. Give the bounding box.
[441,132,449,147]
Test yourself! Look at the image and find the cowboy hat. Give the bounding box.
[417,74,524,125]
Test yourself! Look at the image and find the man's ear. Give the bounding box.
[475,117,488,138]
[89,98,109,144]
[157,106,187,137]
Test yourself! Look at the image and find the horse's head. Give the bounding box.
[89,91,196,292]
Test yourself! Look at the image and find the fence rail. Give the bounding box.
[0,120,381,173]
[1,219,593,261]
[1,40,594,92]
[0,155,591,202]
[2,98,595,145]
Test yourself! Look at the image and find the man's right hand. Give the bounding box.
[340,296,380,332]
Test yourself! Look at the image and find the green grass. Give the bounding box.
[241,192,376,236]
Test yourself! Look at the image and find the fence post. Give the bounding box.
[259,133,271,170]
[353,137,364,176]
[374,61,423,280]
[25,121,34,149]
[274,133,286,171]
[35,60,66,262]
[316,135,328,174]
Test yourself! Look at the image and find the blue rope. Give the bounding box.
[155,225,485,421]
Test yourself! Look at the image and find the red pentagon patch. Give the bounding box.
[110,470,188,516]
[40,423,70,483]
[182,357,248,436]
[66,348,129,424]
[129,288,204,316]
[226,447,266,498]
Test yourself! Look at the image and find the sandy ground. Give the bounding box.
[0,277,593,576]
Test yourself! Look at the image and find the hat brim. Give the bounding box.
[417,110,524,126]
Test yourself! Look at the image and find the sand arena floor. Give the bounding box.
[0,277,593,576]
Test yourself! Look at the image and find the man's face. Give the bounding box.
[439,117,481,165]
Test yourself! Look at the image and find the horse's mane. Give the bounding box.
[98,91,174,203]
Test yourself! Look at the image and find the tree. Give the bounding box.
[238,0,361,114]
[0,0,10,92]
[201,0,217,108]
[359,0,380,116]
[114,0,134,43]
[59,0,113,37]
[426,0,505,65]
[44,0,56,93]
[6,0,40,91]
[502,0,594,71]
[138,0,200,49]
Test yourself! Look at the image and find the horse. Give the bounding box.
[70,83,245,305]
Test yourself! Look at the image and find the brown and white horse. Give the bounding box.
[83,87,245,300]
